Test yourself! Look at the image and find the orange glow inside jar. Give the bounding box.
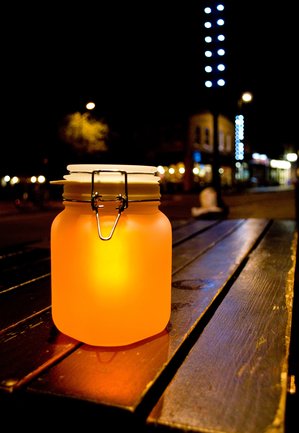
[50,164,172,346]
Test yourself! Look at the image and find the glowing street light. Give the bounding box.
[238,91,253,109]
[86,101,95,111]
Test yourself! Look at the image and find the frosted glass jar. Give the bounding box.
[50,164,172,346]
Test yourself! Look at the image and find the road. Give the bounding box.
[0,186,296,249]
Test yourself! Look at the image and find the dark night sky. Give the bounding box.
[2,1,298,176]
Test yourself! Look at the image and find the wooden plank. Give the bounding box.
[170,219,191,230]
[172,218,247,273]
[0,244,49,271]
[0,255,50,293]
[172,219,219,246]
[0,242,42,260]
[147,220,297,433]
[0,310,80,393]
[0,275,51,332]
[25,219,270,415]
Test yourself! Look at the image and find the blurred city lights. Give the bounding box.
[270,160,291,169]
[203,2,227,88]
[286,153,298,162]
[235,114,244,160]
[11,176,20,185]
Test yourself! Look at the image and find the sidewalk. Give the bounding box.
[0,200,63,217]
[0,201,17,216]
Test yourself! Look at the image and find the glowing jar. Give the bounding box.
[50,164,172,347]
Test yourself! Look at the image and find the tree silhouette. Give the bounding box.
[59,112,109,156]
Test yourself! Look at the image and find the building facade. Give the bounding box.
[156,111,235,192]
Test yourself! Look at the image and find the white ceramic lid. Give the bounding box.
[64,164,159,184]
[51,164,161,202]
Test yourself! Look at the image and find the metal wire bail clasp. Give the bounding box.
[91,169,128,241]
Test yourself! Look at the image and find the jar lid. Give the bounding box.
[51,164,161,202]
[65,164,158,183]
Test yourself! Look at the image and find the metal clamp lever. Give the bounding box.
[91,170,129,241]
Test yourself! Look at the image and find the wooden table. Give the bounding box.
[0,218,297,432]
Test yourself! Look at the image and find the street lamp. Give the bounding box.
[80,101,96,145]
[86,101,95,111]
[238,92,253,109]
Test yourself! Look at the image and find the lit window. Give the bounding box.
[205,80,213,88]
[204,21,212,28]
[217,19,224,26]
[205,36,212,43]
[217,49,225,56]
[205,50,212,57]
[205,66,212,72]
